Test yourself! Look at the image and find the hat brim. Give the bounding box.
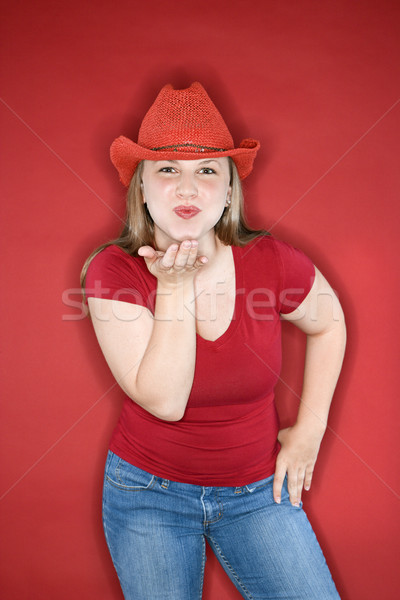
[110,136,260,186]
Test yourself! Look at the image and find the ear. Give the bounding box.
[225,186,232,207]
[140,182,146,204]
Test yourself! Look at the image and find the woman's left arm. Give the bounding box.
[273,266,347,506]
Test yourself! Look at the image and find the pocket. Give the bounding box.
[245,473,274,493]
[105,452,156,491]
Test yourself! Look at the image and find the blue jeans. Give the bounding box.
[102,451,340,599]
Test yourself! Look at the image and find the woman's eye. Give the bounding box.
[199,168,216,174]
[159,166,176,173]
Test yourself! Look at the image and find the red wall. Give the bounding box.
[1,1,399,598]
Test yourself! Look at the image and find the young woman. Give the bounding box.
[82,82,346,599]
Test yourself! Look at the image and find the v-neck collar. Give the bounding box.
[196,245,243,348]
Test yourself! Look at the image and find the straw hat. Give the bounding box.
[110,82,260,186]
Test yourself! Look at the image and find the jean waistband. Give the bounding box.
[106,450,274,497]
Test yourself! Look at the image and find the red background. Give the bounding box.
[1,1,399,598]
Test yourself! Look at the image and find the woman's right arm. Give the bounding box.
[88,240,206,421]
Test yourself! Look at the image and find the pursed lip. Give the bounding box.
[173,205,201,219]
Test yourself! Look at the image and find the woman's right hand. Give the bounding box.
[88,240,206,422]
[138,240,208,285]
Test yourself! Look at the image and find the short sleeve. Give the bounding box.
[273,239,315,314]
[84,245,156,311]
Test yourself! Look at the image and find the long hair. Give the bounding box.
[80,159,267,289]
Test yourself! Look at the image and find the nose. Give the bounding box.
[176,171,198,200]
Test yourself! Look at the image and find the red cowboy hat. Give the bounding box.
[110,82,260,185]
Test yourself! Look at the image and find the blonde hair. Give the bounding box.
[80,158,267,289]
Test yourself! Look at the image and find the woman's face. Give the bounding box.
[141,157,231,250]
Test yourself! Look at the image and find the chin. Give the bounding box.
[155,222,215,248]
[167,227,202,243]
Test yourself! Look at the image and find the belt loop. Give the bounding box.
[234,486,243,494]
[160,479,170,489]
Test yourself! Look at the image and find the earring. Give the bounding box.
[226,197,231,206]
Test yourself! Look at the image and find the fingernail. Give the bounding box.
[182,241,191,248]
[275,497,281,504]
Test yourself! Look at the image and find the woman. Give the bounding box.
[82,82,346,599]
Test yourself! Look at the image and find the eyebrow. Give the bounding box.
[154,159,220,165]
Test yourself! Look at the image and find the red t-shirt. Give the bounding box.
[85,235,315,486]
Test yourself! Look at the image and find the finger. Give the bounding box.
[304,467,314,491]
[138,245,158,259]
[287,470,300,507]
[174,240,196,269]
[159,244,179,269]
[185,241,200,267]
[297,470,306,503]
[195,255,208,267]
[273,463,287,504]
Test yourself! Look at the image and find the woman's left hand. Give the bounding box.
[273,425,325,506]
